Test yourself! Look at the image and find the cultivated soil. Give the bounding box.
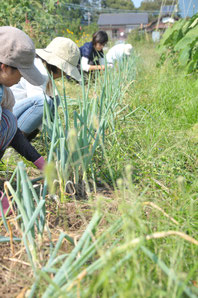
[0,180,115,297]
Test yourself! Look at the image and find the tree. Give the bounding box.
[0,0,84,47]
[139,0,174,11]
[102,0,135,10]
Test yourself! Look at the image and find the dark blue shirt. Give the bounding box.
[79,42,104,65]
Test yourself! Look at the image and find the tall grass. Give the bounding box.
[1,162,45,272]
[30,170,198,297]
[34,44,198,296]
[1,42,198,297]
[42,57,136,194]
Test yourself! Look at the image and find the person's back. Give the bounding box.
[11,37,81,140]
[106,43,133,64]
[11,57,49,101]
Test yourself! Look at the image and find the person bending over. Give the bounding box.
[0,26,46,216]
[11,37,81,141]
[106,43,133,66]
[79,31,108,72]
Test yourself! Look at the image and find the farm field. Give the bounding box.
[0,39,198,298]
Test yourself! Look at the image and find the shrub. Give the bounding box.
[158,13,198,73]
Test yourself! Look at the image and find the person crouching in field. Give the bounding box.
[79,31,108,73]
[106,43,133,66]
[11,37,81,141]
[0,26,47,216]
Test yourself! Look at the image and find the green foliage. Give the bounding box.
[0,0,100,49]
[42,56,136,194]
[1,162,45,272]
[101,0,135,10]
[0,0,84,47]
[158,13,198,73]
[138,0,173,11]
[97,42,198,189]
[82,23,99,36]
[127,28,151,45]
[0,0,42,27]
[1,40,198,298]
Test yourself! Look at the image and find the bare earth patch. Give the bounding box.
[0,186,115,297]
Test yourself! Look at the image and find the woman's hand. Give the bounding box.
[89,65,105,71]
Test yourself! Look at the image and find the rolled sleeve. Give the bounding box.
[81,57,90,72]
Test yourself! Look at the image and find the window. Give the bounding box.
[112,29,118,38]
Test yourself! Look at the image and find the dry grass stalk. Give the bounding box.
[0,263,11,272]
[13,247,26,258]
[151,178,170,193]
[117,231,198,252]
[16,286,29,298]
[7,220,14,254]
[3,257,31,266]
[67,269,87,291]
[143,201,179,225]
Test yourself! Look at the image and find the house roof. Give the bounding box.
[161,5,176,14]
[145,14,179,29]
[98,13,148,26]
[144,14,179,32]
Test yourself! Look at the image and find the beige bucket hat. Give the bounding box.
[123,44,133,56]
[0,26,44,86]
[36,37,81,82]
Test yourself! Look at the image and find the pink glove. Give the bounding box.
[0,191,12,217]
[33,156,45,170]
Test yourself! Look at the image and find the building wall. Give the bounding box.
[99,25,141,39]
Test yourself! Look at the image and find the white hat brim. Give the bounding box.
[36,49,81,82]
[124,45,133,56]
[18,63,45,86]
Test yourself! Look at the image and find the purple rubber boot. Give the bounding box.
[33,156,45,170]
[0,191,12,217]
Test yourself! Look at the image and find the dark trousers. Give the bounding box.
[0,128,40,162]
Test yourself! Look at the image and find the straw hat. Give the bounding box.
[123,44,133,56]
[36,37,81,82]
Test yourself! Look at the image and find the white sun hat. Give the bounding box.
[123,44,133,56]
[36,37,81,82]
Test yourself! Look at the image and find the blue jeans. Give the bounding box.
[13,95,54,134]
[0,109,17,152]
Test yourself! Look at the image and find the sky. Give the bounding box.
[133,0,198,16]
[179,0,198,17]
[133,0,142,8]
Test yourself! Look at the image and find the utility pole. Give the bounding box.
[193,4,195,15]
[87,11,91,25]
